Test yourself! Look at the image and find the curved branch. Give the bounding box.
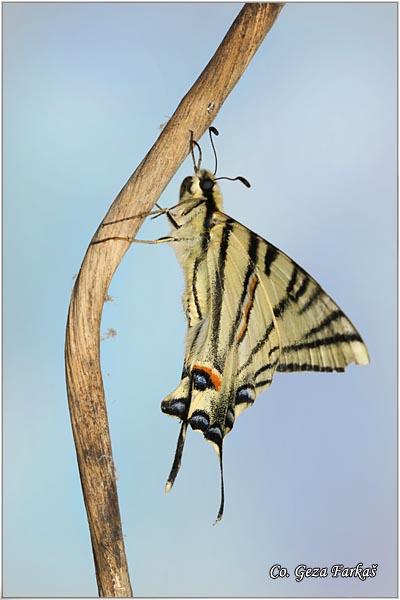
[65,3,284,597]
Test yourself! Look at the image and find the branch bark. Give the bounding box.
[65,3,284,597]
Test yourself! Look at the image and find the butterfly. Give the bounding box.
[142,128,369,523]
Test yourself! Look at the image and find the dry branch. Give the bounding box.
[65,3,284,597]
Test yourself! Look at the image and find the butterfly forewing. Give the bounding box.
[239,229,370,372]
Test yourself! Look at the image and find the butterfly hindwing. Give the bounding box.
[162,214,282,435]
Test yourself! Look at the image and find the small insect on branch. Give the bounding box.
[65,3,284,597]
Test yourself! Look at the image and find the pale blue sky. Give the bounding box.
[4,2,397,597]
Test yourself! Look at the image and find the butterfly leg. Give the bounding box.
[102,207,167,227]
[92,235,181,246]
[134,236,180,244]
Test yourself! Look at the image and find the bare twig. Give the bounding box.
[65,3,284,597]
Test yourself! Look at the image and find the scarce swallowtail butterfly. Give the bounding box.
[100,127,370,523]
[155,128,369,523]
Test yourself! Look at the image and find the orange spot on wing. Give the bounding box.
[237,273,259,343]
[193,364,222,391]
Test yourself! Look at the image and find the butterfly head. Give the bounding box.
[164,170,224,232]
[179,169,223,209]
[172,128,250,225]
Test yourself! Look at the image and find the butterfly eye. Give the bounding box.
[201,177,214,192]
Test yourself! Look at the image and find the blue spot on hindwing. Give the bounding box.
[189,411,210,432]
[204,424,223,445]
[235,385,256,406]
[193,372,208,390]
[161,398,187,417]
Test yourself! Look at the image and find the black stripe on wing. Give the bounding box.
[292,274,310,302]
[227,232,260,348]
[299,287,323,315]
[237,276,259,345]
[286,266,299,296]
[272,266,311,318]
[192,256,203,320]
[302,309,344,340]
[282,332,363,354]
[277,363,345,373]
[238,321,276,375]
[255,378,272,389]
[264,245,278,276]
[254,359,280,379]
[211,221,234,357]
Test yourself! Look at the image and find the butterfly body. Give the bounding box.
[159,162,369,521]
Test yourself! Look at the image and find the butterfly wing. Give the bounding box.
[162,215,282,438]
[161,216,281,521]
[161,210,369,519]
[226,216,370,375]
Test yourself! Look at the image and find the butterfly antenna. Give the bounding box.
[189,130,202,172]
[165,421,188,493]
[209,126,219,175]
[213,444,225,525]
[214,175,251,188]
